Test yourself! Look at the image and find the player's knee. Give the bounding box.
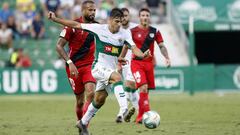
[94,94,107,107]
[139,84,148,93]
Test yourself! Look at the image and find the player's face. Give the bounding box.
[139,11,150,26]
[109,17,122,33]
[82,3,96,22]
[122,11,130,26]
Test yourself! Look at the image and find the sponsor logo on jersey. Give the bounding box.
[104,46,119,54]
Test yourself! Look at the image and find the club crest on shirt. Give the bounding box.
[149,33,155,38]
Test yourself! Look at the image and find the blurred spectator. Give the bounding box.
[15,48,32,68]
[41,0,61,16]
[146,0,160,8]
[59,0,74,19]
[0,23,13,52]
[0,2,14,23]
[7,16,20,40]
[16,0,36,12]
[7,48,19,67]
[72,0,82,19]
[31,13,45,40]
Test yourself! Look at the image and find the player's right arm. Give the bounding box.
[56,31,78,78]
[48,11,82,29]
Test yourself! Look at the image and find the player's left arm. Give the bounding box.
[156,30,171,67]
[158,42,171,68]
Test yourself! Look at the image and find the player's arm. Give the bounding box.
[118,45,128,65]
[48,11,82,29]
[158,42,171,67]
[56,37,78,77]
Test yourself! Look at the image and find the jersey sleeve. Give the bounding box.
[155,30,164,44]
[123,30,135,49]
[59,26,73,41]
[80,23,101,34]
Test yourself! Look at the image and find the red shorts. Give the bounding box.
[131,60,155,89]
[66,64,96,95]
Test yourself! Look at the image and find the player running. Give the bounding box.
[129,8,170,124]
[115,8,139,123]
[48,8,150,135]
[55,0,96,132]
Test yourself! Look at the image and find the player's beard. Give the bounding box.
[85,15,95,22]
[122,20,129,27]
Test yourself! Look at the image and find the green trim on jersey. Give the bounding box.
[86,31,123,69]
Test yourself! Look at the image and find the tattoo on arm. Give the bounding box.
[56,38,69,61]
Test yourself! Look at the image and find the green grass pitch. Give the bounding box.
[0,93,240,135]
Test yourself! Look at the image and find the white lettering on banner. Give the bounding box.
[155,77,179,89]
[3,71,18,94]
[233,67,240,89]
[42,70,57,93]
[21,70,40,93]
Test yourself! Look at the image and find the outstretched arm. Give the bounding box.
[48,11,82,29]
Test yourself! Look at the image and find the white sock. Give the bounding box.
[131,90,139,112]
[81,103,99,125]
[113,83,128,116]
[125,91,131,102]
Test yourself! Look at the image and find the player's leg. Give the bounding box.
[66,67,85,120]
[78,89,108,135]
[131,61,148,124]
[110,71,128,123]
[124,80,138,122]
[82,65,96,116]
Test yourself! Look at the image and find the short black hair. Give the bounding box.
[82,0,95,8]
[121,8,129,13]
[139,8,151,16]
[110,8,124,18]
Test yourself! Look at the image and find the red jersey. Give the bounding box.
[131,26,163,62]
[59,17,96,67]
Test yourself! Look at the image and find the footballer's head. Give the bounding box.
[121,8,130,27]
[108,8,124,33]
[81,0,96,22]
[139,8,151,27]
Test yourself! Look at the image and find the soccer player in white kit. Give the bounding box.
[48,8,150,135]
[115,8,140,123]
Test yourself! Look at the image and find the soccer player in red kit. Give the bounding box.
[56,0,96,128]
[130,8,171,123]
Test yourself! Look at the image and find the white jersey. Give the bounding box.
[121,22,138,62]
[81,23,135,69]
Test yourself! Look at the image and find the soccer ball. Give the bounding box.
[143,111,160,129]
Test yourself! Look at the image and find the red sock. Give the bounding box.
[76,104,83,120]
[82,100,91,116]
[136,92,150,123]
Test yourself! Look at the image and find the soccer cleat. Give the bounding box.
[124,107,135,122]
[115,116,123,123]
[76,120,89,135]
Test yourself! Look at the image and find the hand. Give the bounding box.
[143,49,152,59]
[118,57,127,65]
[165,58,171,68]
[69,63,79,78]
[48,11,56,21]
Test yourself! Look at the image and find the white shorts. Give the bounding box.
[91,64,114,93]
[122,64,135,82]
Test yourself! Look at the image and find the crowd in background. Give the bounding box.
[0,0,167,68]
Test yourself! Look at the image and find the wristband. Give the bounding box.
[66,59,73,64]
